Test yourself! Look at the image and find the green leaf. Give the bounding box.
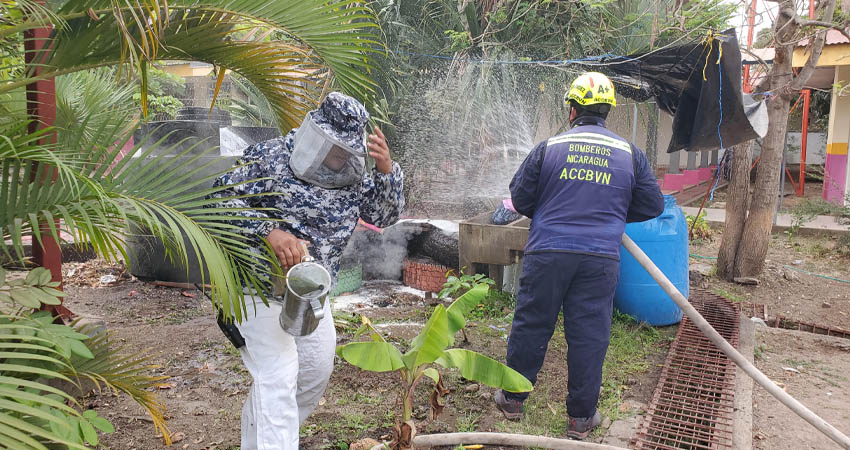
[69,339,95,359]
[351,315,385,343]
[336,341,405,373]
[36,268,53,285]
[436,348,532,393]
[0,267,5,285]
[403,305,450,369]
[24,269,41,285]
[422,367,440,384]
[89,416,114,434]
[9,288,41,308]
[79,418,98,445]
[33,288,61,305]
[446,284,489,336]
[70,340,94,359]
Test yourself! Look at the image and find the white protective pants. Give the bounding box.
[236,297,336,450]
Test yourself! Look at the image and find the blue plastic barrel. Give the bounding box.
[613,195,688,326]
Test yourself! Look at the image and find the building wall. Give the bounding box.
[825,65,850,203]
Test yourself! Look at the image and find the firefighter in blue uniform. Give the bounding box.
[493,72,664,440]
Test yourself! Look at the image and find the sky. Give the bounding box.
[731,0,780,46]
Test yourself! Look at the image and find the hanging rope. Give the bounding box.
[709,40,732,202]
[689,39,730,239]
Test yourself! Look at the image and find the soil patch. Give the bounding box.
[53,262,671,449]
[63,278,244,450]
[690,231,850,329]
[752,327,850,450]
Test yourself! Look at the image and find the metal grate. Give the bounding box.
[632,289,739,450]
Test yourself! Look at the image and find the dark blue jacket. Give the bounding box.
[510,116,664,260]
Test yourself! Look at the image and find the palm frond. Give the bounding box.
[0,312,98,450]
[55,69,137,149]
[2,112,282,321]
[228,74,278,128]
[3,1,380,130]
[66,323,171,445]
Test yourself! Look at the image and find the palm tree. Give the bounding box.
[2,0,380,320]
[1,0,381,447]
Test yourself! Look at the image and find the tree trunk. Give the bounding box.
[731,3,795,278]
[734,92,791,276]
[716,141,754,280]
[715,0,837,277]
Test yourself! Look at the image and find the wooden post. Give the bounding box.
[24,8,71,321]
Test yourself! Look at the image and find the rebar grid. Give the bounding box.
[740,302,850,340]
[632,289,739,450]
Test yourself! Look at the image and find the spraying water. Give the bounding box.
[219,127,251,156]
[394,62,566,218]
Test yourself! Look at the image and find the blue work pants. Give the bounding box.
[504,252,619,418]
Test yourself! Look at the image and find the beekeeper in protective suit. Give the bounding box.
[209,92,404,449]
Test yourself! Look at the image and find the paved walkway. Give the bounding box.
[681,207,850,234]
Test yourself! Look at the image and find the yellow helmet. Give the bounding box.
[565,72,616,108]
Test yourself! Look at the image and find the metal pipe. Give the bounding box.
[621,234,850,450]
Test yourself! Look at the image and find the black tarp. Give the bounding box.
[597,29,767,153]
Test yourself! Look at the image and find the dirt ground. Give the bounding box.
[35,226,850,450]
[752,327,850,450]
[62,270,245,450]
[690,229,850,330]
[56,261,670,450]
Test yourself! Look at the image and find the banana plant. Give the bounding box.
[336,283,532,449]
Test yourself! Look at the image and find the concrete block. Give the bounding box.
[602,414,641,448]
[733,314,755,450]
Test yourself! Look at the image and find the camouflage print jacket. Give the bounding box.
[209,131,405,284]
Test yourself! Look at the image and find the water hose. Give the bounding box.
[621,234,850,449]
[782,264,850,285]
[410,433,627,449]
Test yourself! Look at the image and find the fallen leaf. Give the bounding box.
[158,382,177,390]
[181,291,197,298]
[182,445,189,450]
[171,432,186,443]
[128,290,138,297]
[318,397,326,406]
[782,367,801,374]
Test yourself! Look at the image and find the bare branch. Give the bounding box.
[796,19,850,41]
[792,0,840,90]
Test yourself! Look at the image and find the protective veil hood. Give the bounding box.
[289,92,369,189]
